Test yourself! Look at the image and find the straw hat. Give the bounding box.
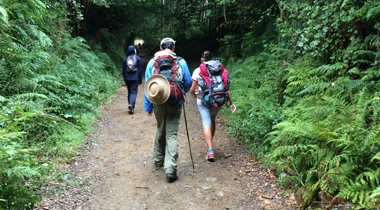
[145,74,171,104]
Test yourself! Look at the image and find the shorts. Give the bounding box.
[197,99,220,127]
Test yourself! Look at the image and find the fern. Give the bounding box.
[319,163,358,194]
[267,87,380,206]
[362,67,380,81]
[11,93,47,101]
[369,187,380,201]
[336,180,374,208]
[0,6,8,26]
[366,4,380,20]
[29,25,52,47]
[271,144,313,159]
[4,166,39,179]
[0,0,120,208]
[298,81,331,95]
[28,0,46,9]
[310,62,347,77]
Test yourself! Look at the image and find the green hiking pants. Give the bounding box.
[153,103,182,174]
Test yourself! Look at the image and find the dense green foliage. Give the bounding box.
[222,0,380,209]
[72,0,162,59]
[220,53,284,157]
[0,0,119,209]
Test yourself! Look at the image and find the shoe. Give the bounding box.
[128,105,134,114]
[166,173,178,183]
[206,150,215,162]
[154,162,164,168]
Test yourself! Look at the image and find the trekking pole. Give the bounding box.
[182,102,195,172]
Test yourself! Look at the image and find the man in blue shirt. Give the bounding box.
[122,45,142,114]
[144,38,192,183]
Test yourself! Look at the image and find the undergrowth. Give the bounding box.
[221,1,380,208]
[0,1,119,209]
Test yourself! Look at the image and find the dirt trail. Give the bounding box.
[36,48,296,210]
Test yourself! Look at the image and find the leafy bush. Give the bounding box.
[222,0,380,208]
[0,99,42,209]
[0,0,119,208]
[267,91,380,209]
[222,53,284,157]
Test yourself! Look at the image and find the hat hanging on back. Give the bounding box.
[145,74,171,105]
[160,37,176,46]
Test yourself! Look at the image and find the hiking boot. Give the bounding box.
[154,162,164,168]
[166,173,178,183]
[128,105,134,114]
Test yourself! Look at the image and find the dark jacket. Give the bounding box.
[122,45,142,84]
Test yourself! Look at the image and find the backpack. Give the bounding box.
[125,55,138,72]
[152,51,184,104]
[199,60,230,108]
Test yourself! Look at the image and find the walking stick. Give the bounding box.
[182,102,195,172]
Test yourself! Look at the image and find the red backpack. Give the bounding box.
[199,60,230,108]
[152,51,184,103]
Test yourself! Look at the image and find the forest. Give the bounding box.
[0,0,379,209]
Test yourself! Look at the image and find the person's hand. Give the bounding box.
[146,112,153,116]
[230,104,236,113]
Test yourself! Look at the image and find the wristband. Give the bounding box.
[230,102,235,106]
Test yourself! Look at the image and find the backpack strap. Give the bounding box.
[153,56,160,74]
[199,63,209,86]
[218,64,228,88]
[172,57,177,81]
[221,70,229,90]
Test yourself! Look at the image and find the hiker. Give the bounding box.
[189,51,236,161]
[144,38,192,183]
[122,45,142,114]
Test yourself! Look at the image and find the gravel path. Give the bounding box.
[34,48,297,210]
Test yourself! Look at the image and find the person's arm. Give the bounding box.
[179,59,192,93]
[144,60,154,115]
[121,58,128,84]
[122,57,126,72]
[189,80,198,98]
[137,57,142,85]
[227,91,236,113]
[224,69,235,113]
